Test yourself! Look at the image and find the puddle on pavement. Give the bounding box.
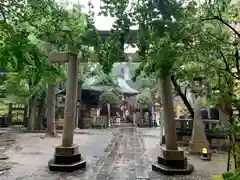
[0,162,18,176]
[21,151,42,155]
[0,154,8,160]
[77,132,94,134]
[3,139,15,142]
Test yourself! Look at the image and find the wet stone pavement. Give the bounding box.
[94,128,149,180]
[0,127,226,180]
[0,129,17,176]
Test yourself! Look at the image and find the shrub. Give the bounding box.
[222,171,240,180]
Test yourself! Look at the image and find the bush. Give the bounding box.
[222,171,240,180]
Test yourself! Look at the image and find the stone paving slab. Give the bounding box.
[0,127,227,180]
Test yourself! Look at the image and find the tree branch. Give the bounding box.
[196,55,239,81]
[206,31,234,45]
[200,16,240,38]
[171,76,194,119]
[215,17,240,38]
[219,49,240,80]
[197,58,224,71]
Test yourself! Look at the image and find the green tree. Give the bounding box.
[172,0,240,172]
[0,0,99,130]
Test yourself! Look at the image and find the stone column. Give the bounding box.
[152,76,193,175]
[160,76,178,150]
[61,57,78,146]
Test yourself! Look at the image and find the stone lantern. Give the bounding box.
[188,83,211,155]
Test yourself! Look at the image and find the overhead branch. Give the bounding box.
[197,56,224,72]
[171,76,194,119]
[196,55,239,80]
[219,49,240,80]
[206,31,234,45]
[215,17,240,38]
[200,16,240,38]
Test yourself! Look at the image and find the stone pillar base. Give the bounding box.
[48,144,86,172]
[188,141,210,155]
[152,147,194,175]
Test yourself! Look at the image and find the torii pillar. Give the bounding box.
[152,76,193,175]
[48,52,86,172]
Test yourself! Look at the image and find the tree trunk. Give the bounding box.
[27,96,37,131]
[160,75,178,150]
[148,109,152,127]
[23,105,28,127]
[221,102,234,171]
[35,93,46,130]
[171,76,194,119]
[46,84,57,137]
[7,103,12,126]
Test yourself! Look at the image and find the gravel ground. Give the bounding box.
[0,127,227,180]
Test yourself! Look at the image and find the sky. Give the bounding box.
[82,0,115,30]
[61,0,115,30]
[59,0,137,53]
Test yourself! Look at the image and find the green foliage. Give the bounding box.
[0,0,64,103]
[0,0,100,104]
[99,88,122,105]
[137,88,153,109]
[222,171,240,180]
[97,0,132,74]
[96,37,123,74]
[132,0,198,78]
[213,126,227,133]
[0,72,29,103]
[95,73,117,86]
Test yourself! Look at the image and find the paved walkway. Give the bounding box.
[93,128,149,180]
[0,127,226,180]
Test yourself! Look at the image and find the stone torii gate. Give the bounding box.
[100,29,194,174]
[48,51,86,172]
[46,29,194,174]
